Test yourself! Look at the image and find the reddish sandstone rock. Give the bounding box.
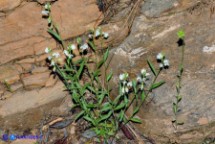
[22,72,50,90]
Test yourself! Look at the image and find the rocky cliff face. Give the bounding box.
[0,0,102,135]
[109,0,215,143]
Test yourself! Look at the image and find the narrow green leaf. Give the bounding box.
[113,94,123,105]
[141,91,146,101]
[130,117,142,123]
[76,60,85,79]
[100,102,112,113]
[98,111,112,123]
[132,80,137,94]
[103,49,109,62]
[147,59,157,76]
[87,85,96,94]
[150,80,165,90]
[88,41,96,51]
[106,71,113,82]
[132,107,139,117]
[47,28,62,42]
[84,116,96,126]
[176,95,182,103]
[75,110,84,121]
[173,102,178,114]
[97,59,104,69]
[98,93,106,104]
[118,110,124,122]
[114,102,126,111]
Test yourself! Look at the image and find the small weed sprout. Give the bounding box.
[42,3,170,142]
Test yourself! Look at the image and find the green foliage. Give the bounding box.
[42,2,170,142]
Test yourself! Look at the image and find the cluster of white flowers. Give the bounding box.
[45,47,61,67]
[42,3,51,17]
[136,68,150,90]
[92,27,109,39]
[156,53,170,69]
[119,73,131,94]
[64,50,73,59]
[80,43,89,51]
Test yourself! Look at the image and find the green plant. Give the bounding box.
[42,3,169,142]
[172,30,185,129]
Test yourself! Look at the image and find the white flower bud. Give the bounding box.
[95,28,101,37]
[156,53,164,60]
[68,44,76,50]
[127,81,132,87]
[52,52,60,58]
[50,60,55,66]
[159,63,164,69]
[141,69,146,75]
[103,32,109,39]
[45,47,51,53]
[145,73,150,77]
[80,43,89,50]
[119,74,124,81]
[64,50,73,58]
[163,59,170,67]
[41,10,49,17]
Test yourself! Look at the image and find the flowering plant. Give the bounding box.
[42,2,170,143]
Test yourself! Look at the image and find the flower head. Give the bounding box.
[50,60,55,66]
[119,73,129,81]
[45,3,51,10]
[127,81,132,87]
[68,44,76,50]
[95,28,101,37]
[159,63,164,69]
[45,47,51,53]
[80,43,89,50]
[163,59,170,67]
[103,32,109,39]
[64,50,73,58]
[42,10,49,17]
[141,69,146,75]
[156,53,164,61]
[52,52,60,58]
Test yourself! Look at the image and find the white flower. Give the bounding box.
[45,3,51,10]
[48,17,52,24]
[50,60,55,66]
[69,44,76,50]
[145,73,150,77]
[156,53,164,60]
[122,80,127,85]
[159,63,164,69]
[137,76,146,83]
[80,43,89,50]
[42,10,49,17]
[103,32,109,39]
[141,69,146,75]
[125,87,129,93]
[121,87,125,94]
[127,81,132,87]
[45,47,51,53]
[95,28,101,37]
[163,59,170,67]
[52,52,60,58]
[119,74,124,81]
[64,50,73,58]
[140,84,144,90]
[88,34,93,40]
